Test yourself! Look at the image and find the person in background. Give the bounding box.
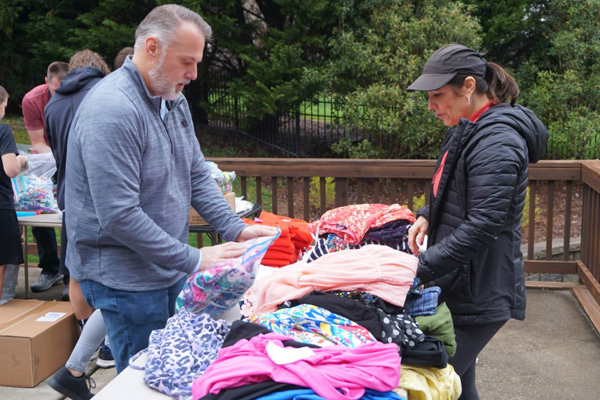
[113,46,134,70]
[45,50,111,304]
[406,44,548,400]
[65,4,277,373]
[45,49,113,400]
[0,85,28,302]
[21,61,69,295]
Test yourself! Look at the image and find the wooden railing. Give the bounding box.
[211,158,599,312]
[580,161,600,313]
[22,158,599,319]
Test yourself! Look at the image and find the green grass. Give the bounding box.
[208,93,344,123]
[4,116,29,145]
[299,97,345,122]
[23,227,61,264]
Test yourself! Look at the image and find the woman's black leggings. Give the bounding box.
[449,320,508,400]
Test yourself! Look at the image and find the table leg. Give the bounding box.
[23,225,29,299]
[208,233,220,246]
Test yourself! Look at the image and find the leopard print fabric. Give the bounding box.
[130,310,230,399]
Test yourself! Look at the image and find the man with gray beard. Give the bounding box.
[64,4,276,373]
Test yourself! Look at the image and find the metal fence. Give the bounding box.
[198,76,370,158]
[198,75,588,159]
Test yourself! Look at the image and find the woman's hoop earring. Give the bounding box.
[467,96,471,105]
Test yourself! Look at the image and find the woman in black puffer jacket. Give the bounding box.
[406,44,548,400]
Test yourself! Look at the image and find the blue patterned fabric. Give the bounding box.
[354,219,412,254]
[406,286,442,317]
[129,310,229,398]
[255,388,404,399]
[303,234,348,263]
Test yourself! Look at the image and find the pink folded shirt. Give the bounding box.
[242,244,418,317]
[191,332,401,400]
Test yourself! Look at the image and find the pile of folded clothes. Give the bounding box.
[243,211,312,267]
[303,203,416,262]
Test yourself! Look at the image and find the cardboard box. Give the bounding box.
[189,192,236,226]
[0,299,80,387]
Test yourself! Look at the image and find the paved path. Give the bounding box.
[2,266,599,399]
[477,289,600,399]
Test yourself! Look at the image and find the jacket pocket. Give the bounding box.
[461,262,475,304]
[430,262,472,305]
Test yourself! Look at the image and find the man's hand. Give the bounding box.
[408,216,429,255]
[197,225,278,271]
[235,225,279,242]
[199,242,250,270]
[26,128,50,153]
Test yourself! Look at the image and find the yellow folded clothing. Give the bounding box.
[396,363,462,400]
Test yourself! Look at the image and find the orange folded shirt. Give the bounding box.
[242,211,312,267]
[257,211,312,250]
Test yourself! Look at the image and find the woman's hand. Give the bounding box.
[408,216,429,255]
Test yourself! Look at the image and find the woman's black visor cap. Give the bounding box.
[407,44,487,92]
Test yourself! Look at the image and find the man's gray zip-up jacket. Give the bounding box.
[65,57,247,291]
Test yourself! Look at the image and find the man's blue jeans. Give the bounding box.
[79,276,186,373]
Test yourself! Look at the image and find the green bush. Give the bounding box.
[309,176,335,211]
[331,138,379,159]
[516,0,600,160]
[320,0,481,159]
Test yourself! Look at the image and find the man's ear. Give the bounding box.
[146,36,160,58]
[45,77,49,85]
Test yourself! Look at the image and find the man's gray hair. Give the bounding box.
[134,4,212,52]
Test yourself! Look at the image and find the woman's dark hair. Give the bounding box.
[448,62,520,105]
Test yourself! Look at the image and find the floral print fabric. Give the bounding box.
[249,304,377,348]
[307,204,415,245]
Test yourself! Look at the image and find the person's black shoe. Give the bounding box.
[61,282,70,301]
[31,272,64,292]
[96,342,115,368]
[48,366,96,400]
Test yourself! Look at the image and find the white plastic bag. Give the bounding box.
[175,231,280,317]
[12,152,59,213]
[206,160,236,193]
[24,152,56,179]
